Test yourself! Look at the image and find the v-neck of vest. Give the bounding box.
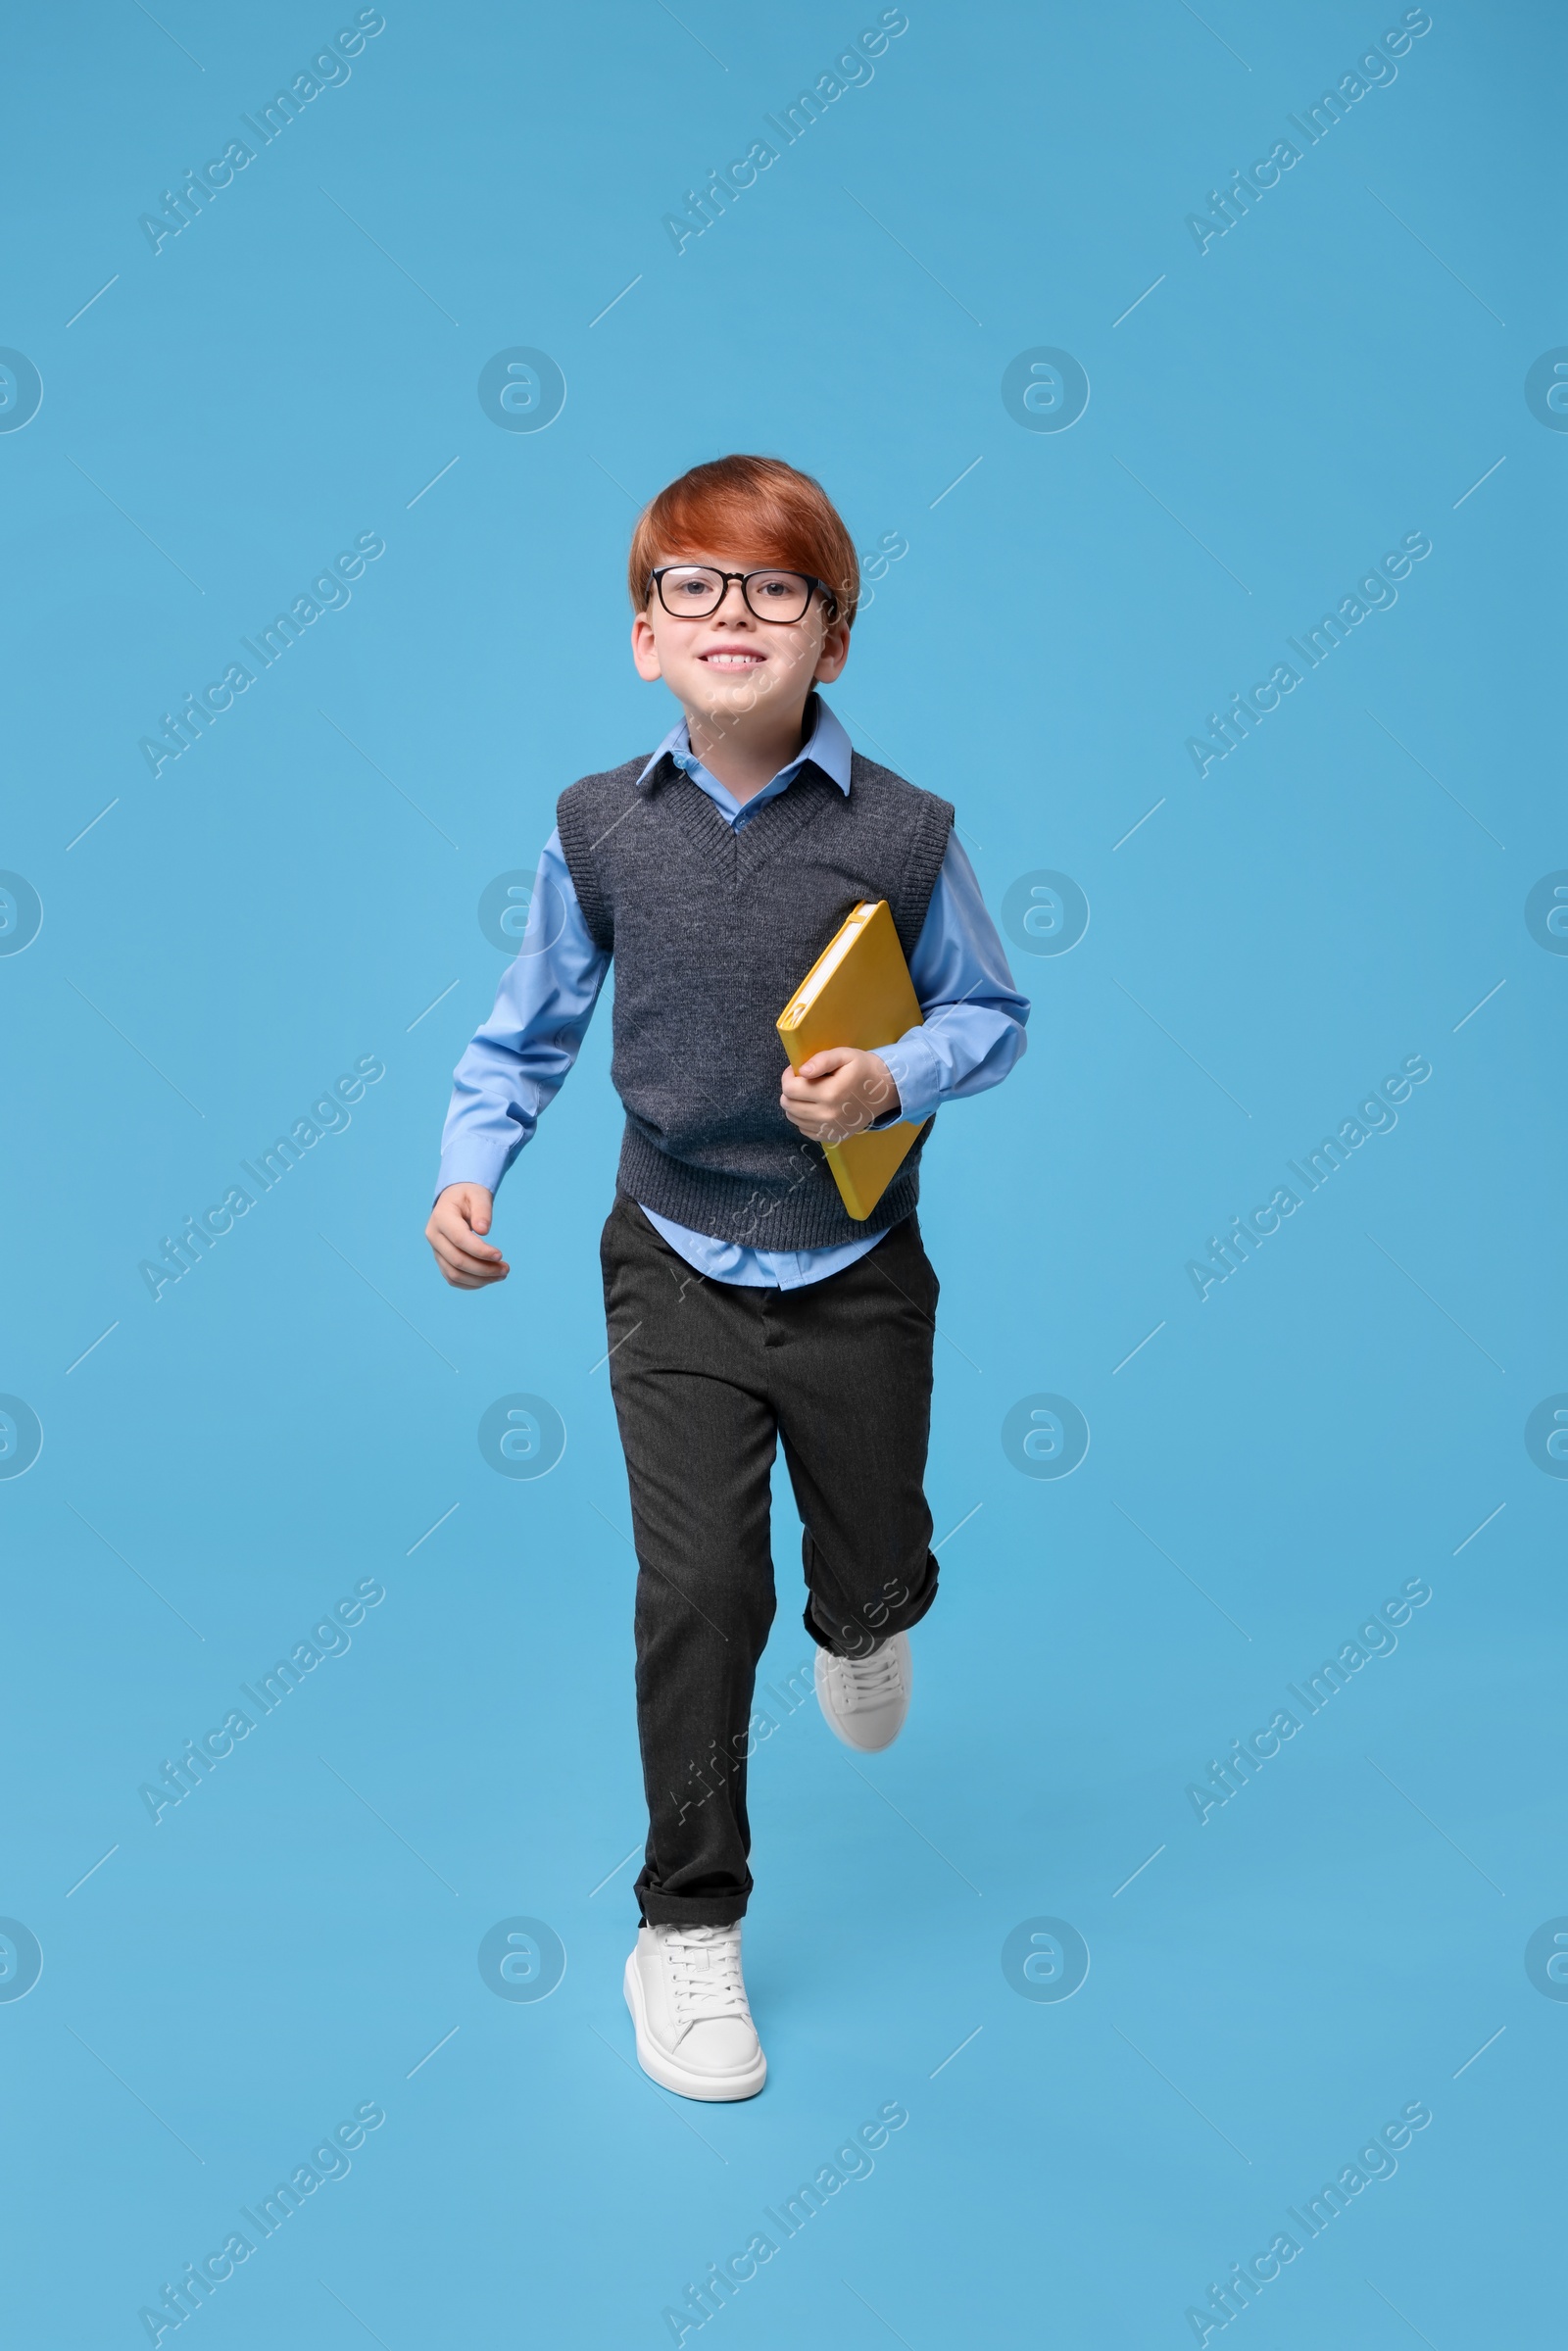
[647,756,844,883]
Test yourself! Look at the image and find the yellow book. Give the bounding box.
[776,899,926,1222]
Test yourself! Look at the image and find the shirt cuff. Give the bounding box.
[433,1139,518,1203]
[869,1033,942,1129]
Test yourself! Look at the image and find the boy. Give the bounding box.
[426,455,1027,2100]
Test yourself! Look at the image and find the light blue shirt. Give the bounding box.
[437,696,1029,1288]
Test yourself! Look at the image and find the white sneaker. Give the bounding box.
[815,1631,911,1752]
[623,1923,766,2102]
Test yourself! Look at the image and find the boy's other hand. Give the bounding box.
[780,1048,899,1144]
[425,1184,510,1288]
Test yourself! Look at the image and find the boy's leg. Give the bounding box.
[770,1214,942,1657]
[600,1197,779,1928]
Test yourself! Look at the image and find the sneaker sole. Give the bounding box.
[813,1642,910,1752]
[622,1955,767,2103]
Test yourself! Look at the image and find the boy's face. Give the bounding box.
[631,547,851,727]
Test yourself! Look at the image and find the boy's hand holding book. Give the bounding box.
[780,1047,898,1145]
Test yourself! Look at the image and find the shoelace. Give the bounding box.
[660,1927,752,2025]
[830,1644,905,1711]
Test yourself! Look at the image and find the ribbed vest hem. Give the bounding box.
[617,1120,925,1251]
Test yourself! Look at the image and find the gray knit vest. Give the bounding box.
[555,731,955,1250]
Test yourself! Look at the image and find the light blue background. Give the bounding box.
[2,2,1562,2342]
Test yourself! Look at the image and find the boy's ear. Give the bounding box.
[812,614,851,684]
[630,610,663,681]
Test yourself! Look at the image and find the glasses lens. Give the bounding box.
[659,565,723,615]
[744,570,811,621]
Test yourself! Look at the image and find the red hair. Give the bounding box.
[627,454,859,627]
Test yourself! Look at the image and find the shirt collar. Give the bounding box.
[633,691,853,796]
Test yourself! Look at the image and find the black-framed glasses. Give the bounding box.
[649,564,835,623]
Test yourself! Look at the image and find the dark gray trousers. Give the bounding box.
[600,1194,941,1926]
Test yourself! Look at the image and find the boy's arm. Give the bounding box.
[876,831,1030,1120]
[426,831,609,1287]
[781,834,1029,1142]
